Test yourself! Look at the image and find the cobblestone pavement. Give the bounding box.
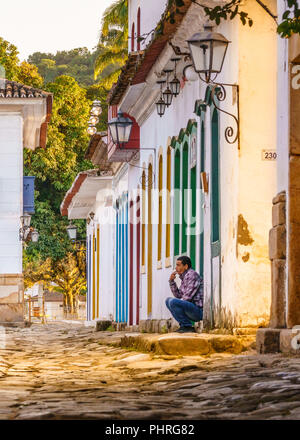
[0,322,300,420]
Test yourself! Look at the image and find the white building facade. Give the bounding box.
[64,0,285,331]
[0,80,52,324]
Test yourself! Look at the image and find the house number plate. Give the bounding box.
[262,150,277,161]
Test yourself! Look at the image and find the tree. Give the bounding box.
[0,37,20,80]
[0,37,44,88]
[94,0,128,88]
[24,247,86,317]
[24,75,93,265]
[27,47,113,87]
[17,61,44,89]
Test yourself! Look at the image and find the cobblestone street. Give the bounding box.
[0,323,300,420]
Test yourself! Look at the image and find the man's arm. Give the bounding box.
[169,272,182,298]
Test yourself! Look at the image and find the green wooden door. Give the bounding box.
[210,109,221,324]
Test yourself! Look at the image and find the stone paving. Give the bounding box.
[0,322,300,420]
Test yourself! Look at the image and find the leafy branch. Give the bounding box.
[165,0,300,39]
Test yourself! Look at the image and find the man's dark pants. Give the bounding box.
[165,297,203,328]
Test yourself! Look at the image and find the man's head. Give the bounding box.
[175,256,192,275]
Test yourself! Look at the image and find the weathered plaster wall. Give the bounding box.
[235,0,277,326]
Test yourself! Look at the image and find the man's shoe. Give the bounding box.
[175,327,196,333]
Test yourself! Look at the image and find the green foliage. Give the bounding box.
[94,0,128,87]
[0,37,44,88]
[28,48,98,86]
[24,75,93,264]
[278,0,300,37]
[165,0,300,39]
[17,61,44,88]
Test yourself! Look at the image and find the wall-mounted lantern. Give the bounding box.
[108,111,133,148]
[186,24,239,146]
[156,80,166,118]
[19,213,39,243]
[66,222,77,242]
[169,57,181,97]
[31,229,39,243]
[187,25,229,83]
[162,69,173,107]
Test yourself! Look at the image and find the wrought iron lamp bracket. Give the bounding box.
[202,78,240,149]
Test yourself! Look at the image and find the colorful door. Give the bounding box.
[129,196,141,326]
[199,121,205,278]
[210,109,221,323]
[190,127,197,269]
[136,196,140,324]
[115,193,129,323]
[147,164,153,316]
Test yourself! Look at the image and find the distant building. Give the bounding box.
[29,291,86,321]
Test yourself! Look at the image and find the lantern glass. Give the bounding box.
[67,223,77,241]
[187,29,229,82]
[87,125,97,136]
[170,77,180,97]
[91,106,102,116]
[156,98,166,117]
[108,111,133,145]
[89,116,99,125]
[163,88,173,107]
[21,213,31,228]
[31,229,39,243]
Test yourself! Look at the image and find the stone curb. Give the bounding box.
[119,333,256,356]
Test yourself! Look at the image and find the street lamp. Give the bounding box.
[67,222,77,241]
[89,116,99,126]
[156,80,166,118]
[19,214,40,243]
[87,100,102,136]
[108,111,133,148]
[187,25,229,83]
[91,100,102,116]
[185,25,239,146]
[21,213,31,228]
[162,69,173,107]
[169,57,181,97]
[87,125,97,136]
[31,229,39,243]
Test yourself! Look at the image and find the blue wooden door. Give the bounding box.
[115,193,129,323]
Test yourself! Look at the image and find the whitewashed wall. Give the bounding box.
[130,0,278,327]
[139,79,199,321]
[0,114,22,275]
[277,0,289,194]
[128,0,168,52]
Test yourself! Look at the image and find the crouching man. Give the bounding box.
[166,256,203,333]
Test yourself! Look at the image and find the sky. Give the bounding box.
[0,0,114,61]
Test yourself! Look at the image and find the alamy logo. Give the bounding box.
[291,326,300,350]
[292,65,300,90]
[0,326,6,349]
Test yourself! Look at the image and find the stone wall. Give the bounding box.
[269,191,286,328]
[0,274,24,323]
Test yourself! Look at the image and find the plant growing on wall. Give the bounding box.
[164,0,300,39]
